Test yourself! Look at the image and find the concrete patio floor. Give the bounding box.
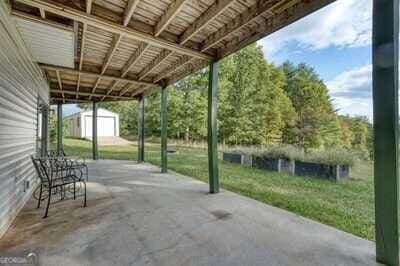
[0,160,379,266]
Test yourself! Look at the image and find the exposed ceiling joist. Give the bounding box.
[179,0,235,45]
[123,0,141,26]
[138,49,173,81]
[39,7,45,18]
[101,33,122,74]
[217,0,335,59]
[76,73,81,99]
[51,89,135,100]
[155,0,187,37]
[119,83,135,96]
[18,0,213,61]
[79,23,87,70]
[154,56,193,83]
[55,70,65,101]
[201,0,284,52]
[86,0,92,14]
[121,42,150,77]
[52,97,89,103]
[41,64,160,87]
[101,80,120,101]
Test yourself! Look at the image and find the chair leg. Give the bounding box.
[73,182,76,200]
[37,184,42,209]
[43,187,52,218]
[83,182,87,207]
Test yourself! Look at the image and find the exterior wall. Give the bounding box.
[65,113,82,138]
[0,2,50,237]
[68,109,120,138]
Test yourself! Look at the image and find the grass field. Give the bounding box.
[63,137,375,241]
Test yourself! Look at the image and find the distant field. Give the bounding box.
[63,137,375,241]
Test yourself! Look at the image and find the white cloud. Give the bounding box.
[259,0,372,60]
[326,65,372,119]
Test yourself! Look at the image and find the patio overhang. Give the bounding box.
[9,0,335,104]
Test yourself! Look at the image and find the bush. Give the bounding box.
[260,145,304,161]
[303,148,356,166]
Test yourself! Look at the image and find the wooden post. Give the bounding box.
[373,0,399,265]
[208,61,219,193]
[161,86,168,172]
[56,103,63,156]
[138,95,145,163]
[92,101,98,160]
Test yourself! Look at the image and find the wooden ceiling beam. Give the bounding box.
[138,49,173,81]
[101,33,123,74]
[86,0,93,14]
[51,89,135,100]
[201,0,285,52]
[39,7,45,18]
[41,64,159,87]
[179,0,235,45]
[88,77,101,100]
[18,0,213,61]
[56,70,65,102]
[121,42,149,78]
[76,73,81,99]
[153,56,194,83]
[217,0,335,59]
[52,97,89,103]
[101,80,120,101]
[123,0,141,26]
[155,0,187,37]
[119,83,135,96]
[79,23,87,70]
[131,85,151,98]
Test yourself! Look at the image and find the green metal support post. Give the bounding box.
[161,86,168,173]
[41,105,49,157]
[57,103,63,156]
[373,0,399,265]
[208,61,219,193]
[138,95,145,163]
[92,101,98,160]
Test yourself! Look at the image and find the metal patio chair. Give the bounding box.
[32,156,87,218]
[47,149,89,181]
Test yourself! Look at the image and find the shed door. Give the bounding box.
[85,116,115,137]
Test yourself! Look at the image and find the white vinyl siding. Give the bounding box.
[0,2,50,237]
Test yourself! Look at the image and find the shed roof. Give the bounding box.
[9,0,335,104]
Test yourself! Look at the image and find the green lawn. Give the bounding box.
[63,137,375,241]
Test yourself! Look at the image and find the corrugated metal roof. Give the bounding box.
[14,17,74,68]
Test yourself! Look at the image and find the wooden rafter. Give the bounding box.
[179,0,235,45]
[101,33,122,74]
[76,73,81,99]
[119,83,135,96]
[201,0,285,52]
[217,0,335,59]
[153,56,193,83]
[55,70,65,102]
[41,64,159,87]
[101,80,120,101]
[88,78,101,101]
[131,85,151,97]
[39,7,45,18]
[121,42,150,77]
[155,0,187,37]
[17,0,212,61]
[138,49,173,81]
[52,97,89,103]
[86,0,92,14]
[123,0,141,26]
[51,89,135,100]
[79,23,87,70]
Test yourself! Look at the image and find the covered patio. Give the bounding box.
[0,0,399,265]
[0,160,377,266]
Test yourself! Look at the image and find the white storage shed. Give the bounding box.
[65,108,120,138]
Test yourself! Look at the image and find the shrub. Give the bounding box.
[260,145,304,161]
[303,148,356,166]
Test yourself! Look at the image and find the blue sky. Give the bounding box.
[64,0,374,120]
[258,0,373,120]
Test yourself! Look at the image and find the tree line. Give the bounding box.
[78,44,373,159]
